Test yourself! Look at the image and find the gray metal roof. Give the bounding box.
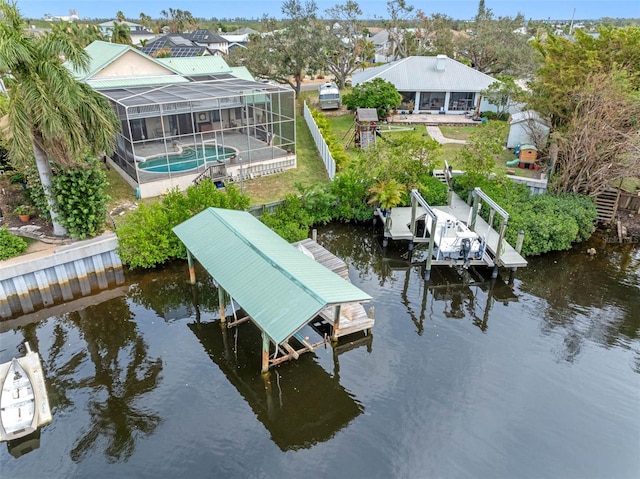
[173,208,372,345]
[352,56,499,92]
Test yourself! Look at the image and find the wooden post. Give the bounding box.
[186,250,196,284]
[312,228,317,241]
[218,285,226,324]
[261,332,270,374]
[331,305,341,341]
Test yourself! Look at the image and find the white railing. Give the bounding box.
[303,101,336,180]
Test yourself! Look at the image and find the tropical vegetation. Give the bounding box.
[0,1,120,237]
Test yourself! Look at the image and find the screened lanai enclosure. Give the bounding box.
[102,78,296,198]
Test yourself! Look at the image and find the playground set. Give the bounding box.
[506,144,539,170]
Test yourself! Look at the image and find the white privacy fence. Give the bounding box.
[303,101,336,180]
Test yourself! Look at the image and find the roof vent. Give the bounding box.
[436,54,447,71]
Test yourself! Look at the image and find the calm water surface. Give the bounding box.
[1,223,639,478]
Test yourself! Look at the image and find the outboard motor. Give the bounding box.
[461,237,471,268]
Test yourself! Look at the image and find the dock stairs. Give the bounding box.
[595,187,620,224]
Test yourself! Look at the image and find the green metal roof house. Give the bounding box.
[67,41,297,199]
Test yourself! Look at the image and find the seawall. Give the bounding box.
[0,233,124,319]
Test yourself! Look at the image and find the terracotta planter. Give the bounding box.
[18,214,31,222]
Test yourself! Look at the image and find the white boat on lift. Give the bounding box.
[0,343,52,442]
[420,208,484,267]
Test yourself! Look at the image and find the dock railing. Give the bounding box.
[410,190,439,280]
[470,187,510,275]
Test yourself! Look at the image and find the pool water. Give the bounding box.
[138,145,236,173]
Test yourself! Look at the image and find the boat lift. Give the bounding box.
[378,188,526,280]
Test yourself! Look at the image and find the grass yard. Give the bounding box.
[438,125,477,141]
[105,166,136,210]
[103,107,538,212]
[241,109,330,205]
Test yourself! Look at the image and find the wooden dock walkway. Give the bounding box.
[377,190,527,270]
[295,239,374,340]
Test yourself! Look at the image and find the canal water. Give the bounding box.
[1,223,638,478]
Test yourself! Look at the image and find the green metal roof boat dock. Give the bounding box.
[173,208,374,373]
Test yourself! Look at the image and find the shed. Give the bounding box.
[172,208,372,372]
[507,110,550,149]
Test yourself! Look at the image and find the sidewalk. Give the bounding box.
[425,126,467,145]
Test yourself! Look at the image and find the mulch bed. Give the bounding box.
[0,176,55,237]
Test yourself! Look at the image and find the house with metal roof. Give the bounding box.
[173,208,374,373]
[352,55,500,115]
[68,41,296,199]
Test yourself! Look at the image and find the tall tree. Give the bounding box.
[416,12,455,57]
[111,21,132,45]
[321,0,365,90]
[550,72,640,196]
[51,21,104,48]
[530,26,640,127]
[0,2,120,236]
[233,0,324,95]
[160,8,197,33]
[529,26,640,195]
[383,0,420,60]
[138,12,155,32]
[456,1,537,76]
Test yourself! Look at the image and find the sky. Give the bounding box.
[13,0,640,21]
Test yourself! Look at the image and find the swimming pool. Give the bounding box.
[138,145,237,173]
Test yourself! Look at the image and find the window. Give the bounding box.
[448,92,474,111]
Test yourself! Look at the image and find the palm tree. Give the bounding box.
[111,21,132,45]
[0,2,120,236]
[368,179,405,211]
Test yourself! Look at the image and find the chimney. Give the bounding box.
[436,54,447,71]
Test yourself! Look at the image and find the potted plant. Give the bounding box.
[13,205,35,222]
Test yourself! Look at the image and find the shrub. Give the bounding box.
[22,157,110,239]
[0,227,28,260]
[416,175,449,206]
[51,157,110,239]
[451,172,597,256]
[116,182,249,269]
[260,194,312,242]
[311,109,350,170]
[330,170,374,221]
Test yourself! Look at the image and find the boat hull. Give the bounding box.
[421,209,484,263]
[0,359,37,441]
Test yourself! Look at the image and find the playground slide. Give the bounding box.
[506,158,520,167]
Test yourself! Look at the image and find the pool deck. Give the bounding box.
[133,133,291,184]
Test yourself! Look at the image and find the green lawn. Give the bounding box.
[103,109,533,210]
[439,125,476,141]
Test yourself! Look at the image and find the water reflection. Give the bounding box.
[63,297,162,462]
[5,429,41,458]
[127,263,220,322]
[188,320,364,451]
[317,223,519,335]
[517,242,640,363]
